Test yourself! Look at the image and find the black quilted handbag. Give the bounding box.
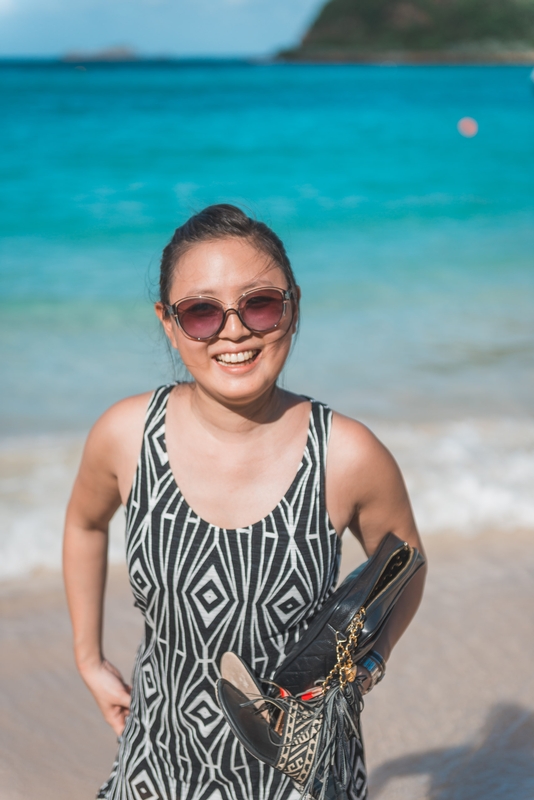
[217,533,425,800]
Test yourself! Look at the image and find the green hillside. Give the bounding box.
[280,0,534,62]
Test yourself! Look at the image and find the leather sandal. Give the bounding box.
[220,652,270,721]
[216,678,322,786]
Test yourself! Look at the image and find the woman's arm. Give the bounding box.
[327,413,427,680]
[63,397,147,734]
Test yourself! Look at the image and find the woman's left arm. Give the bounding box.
[327,412,427,666]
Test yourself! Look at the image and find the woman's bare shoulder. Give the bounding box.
[82,391,154,473]
[70,391,156,507]
[327,410,421,553]
[329,411,392,470]
[92,391,153,441]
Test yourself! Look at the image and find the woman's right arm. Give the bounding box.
[63,396,147,735]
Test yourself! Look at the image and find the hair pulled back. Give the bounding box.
[159,204,298,311]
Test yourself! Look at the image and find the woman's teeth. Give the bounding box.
[215,350,258,364]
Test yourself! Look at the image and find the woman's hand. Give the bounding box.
[80,659,132,736]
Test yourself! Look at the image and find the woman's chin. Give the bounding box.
[199,364,282,407]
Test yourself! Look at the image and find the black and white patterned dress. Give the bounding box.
[98,385,367,800]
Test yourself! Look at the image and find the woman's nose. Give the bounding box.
[219,308,249,339]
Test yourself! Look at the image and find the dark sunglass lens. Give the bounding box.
[177,300,223,338]
[241,291,285,331]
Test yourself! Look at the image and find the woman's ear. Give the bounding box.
[154,302,178,347]
[291,286,301,334]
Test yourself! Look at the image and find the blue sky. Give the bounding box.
[0,0,325,57]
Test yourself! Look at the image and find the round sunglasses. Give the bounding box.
[166,287,293,341]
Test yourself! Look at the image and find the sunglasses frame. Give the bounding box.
[166,287,294,341]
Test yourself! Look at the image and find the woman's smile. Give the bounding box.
[214,348,261,367]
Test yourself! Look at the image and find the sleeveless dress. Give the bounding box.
[98,385,368,800]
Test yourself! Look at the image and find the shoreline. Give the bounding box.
[276,49,534,65]
[1,529,533,799]
[3,416,534,581]
[1,55,533,67]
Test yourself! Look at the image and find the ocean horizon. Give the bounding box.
[1,62,533,577]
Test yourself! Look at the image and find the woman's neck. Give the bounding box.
[185,382,289,439]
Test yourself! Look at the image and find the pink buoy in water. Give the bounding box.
[457,117,478,137]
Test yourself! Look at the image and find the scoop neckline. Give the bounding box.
[162,391,314,532]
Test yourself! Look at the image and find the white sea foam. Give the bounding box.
[0,418,533,580]
[374,418,534,534]
[0,435,126,580]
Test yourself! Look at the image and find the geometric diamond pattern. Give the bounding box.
[142,664,157,698]
[272,584,305,624]
[191,565,231,627]
[97,385,366,800]
[184,689,222,738]
[130,558,151,598]
[131,770,159,800]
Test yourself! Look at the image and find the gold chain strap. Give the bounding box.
[321,607,366,691]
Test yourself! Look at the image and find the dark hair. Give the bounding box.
[159,204,298,310]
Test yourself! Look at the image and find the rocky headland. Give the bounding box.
[279,0,534,63]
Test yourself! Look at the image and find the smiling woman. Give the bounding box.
[156,241,297,425]
[63,204,426,800]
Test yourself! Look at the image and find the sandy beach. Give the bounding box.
[1,529,533,800]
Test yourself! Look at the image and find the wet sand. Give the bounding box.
[1,530,533,800]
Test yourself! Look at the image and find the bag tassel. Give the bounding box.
[292,608,367,800]
[299,679,364,800]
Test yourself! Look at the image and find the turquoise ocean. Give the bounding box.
[1,62,534,576]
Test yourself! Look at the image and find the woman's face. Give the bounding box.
[155,237,298,408]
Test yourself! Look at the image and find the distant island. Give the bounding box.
[279,0,534,63]
[62,46,139,63]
